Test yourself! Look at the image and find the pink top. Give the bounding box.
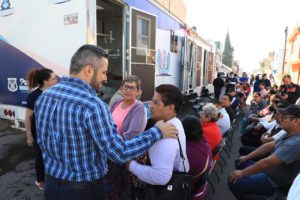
[112,102,134,134]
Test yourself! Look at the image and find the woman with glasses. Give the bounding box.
[106,75,147,200]
[25,68,57,190]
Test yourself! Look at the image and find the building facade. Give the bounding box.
[287,23,300,84]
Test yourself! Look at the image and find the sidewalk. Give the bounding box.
[206,116,242,200]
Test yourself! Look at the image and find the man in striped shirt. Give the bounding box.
[35,45,178,200]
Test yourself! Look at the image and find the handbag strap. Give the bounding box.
[147,137,187,173]
[194,146,210,178]
[192,143,211,193]
[177,138,187,173]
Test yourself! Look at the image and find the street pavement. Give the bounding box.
[0,119,43,200]
[206,116,242,200]
[0,160,44,200]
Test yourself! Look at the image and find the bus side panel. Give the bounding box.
[0,0,88,107]
[155,28,184,88]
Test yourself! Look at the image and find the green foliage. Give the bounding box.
[222,32,234,67]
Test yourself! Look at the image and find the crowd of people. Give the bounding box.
[24,44,300,200]
[225,73,300,199]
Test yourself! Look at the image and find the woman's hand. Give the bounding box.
[26,133,34,147]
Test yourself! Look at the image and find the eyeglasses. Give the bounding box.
[50,77,58,81]
[122,85,137,91]
[152,99,163,105]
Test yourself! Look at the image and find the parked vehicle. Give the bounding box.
[0,0,216,129]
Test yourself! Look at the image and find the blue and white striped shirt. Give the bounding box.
[35,76,162,181]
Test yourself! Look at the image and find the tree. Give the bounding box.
[222,32,234,67]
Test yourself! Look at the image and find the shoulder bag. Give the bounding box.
[144,138,192,200]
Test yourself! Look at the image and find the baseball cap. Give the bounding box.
[276,101,291,109]
[277,104,300,118]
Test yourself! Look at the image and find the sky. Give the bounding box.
[185,0,300,73]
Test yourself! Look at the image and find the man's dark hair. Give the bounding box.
[155,84,183,114]
[212,99,222,106]
[269,89,277,95]
[70,45,108,74]
[262,73,267,77]
[182,116,203,142]
[224,93,233,101]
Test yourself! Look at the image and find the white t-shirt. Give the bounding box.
[129,117,190,185]
[258,114,274,122]
[287,173,300,200]
[272,130,287,142]
[260,119,277,130]
[217,108,231,135]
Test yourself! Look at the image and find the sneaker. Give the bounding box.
[35,181,39,186]
[35,180,45,190]
[38,181,45,190]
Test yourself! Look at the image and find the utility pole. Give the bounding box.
[282,26,288,75]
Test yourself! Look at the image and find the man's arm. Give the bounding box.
[237,141,275,165]
[229,154,283,183]
[128,138,178,185]
[88,102,178,165]
[25,108,34,147]
[260,132,274,144]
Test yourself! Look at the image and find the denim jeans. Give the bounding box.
[45,175,106,200]
[228,161,275,200]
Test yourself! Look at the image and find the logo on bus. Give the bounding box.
[0,0,15,17]
[8,78,18,92]
[157,49,171,76]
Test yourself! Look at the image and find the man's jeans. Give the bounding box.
[228,161,275,200]
[45,175,106,200]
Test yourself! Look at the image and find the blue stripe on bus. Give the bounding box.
[0,39,44,106]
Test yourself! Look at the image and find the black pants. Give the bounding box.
[214,87,222,100]
[132,187,145,200]
[34,143,45,182]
